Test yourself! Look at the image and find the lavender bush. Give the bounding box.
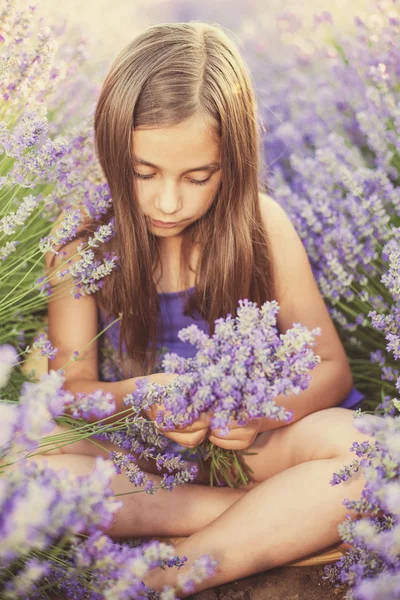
[0,344,216,599]
[322,406,400,599]
[316,214,400,598]
[254,2,400,413]
[0,0,118,400]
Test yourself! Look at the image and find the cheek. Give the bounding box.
[136,197,145,212]
[134,187,148,210]
[195,190,217,215]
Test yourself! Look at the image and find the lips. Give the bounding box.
[151,219,181,228]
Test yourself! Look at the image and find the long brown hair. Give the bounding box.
[71,22,275,378]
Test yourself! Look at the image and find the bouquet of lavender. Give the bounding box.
[124,298,321,487]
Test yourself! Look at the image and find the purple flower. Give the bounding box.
[64,388,116,421]
[31,333,58,360]
[177,555,218,594]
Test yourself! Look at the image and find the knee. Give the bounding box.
[325,408,376,460]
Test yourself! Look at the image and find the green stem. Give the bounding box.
[353,375,393,386]
[0,416,136,470]
[0,183,20,216]
[0,206,50,246]
[0,251,48,307]
[0,227,53,278]
[0,279,77,323]
[0,236,94,315]
[0,272,87,324]
[114,487,163,497]
[349,358,385,364]
[30,549,71,568]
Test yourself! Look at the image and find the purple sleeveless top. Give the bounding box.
[98,287,364,410]
[156,286,208,358]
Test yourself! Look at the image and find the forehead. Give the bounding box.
[132,116,220,167]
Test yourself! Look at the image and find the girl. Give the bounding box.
[42,21,373,596]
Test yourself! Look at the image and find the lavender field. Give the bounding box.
[1,0,400,598]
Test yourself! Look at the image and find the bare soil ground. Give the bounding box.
[191,565,344,600]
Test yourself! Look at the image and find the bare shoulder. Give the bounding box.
[258,192,291,237]
[257,191,302,301]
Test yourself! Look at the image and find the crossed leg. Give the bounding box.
[4,406,373,596]
[3,421,246,538]
[242,405,366,482]
[143,407,375,596]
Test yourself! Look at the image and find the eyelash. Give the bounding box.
[133,173,211,186]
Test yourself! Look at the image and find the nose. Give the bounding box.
[154,180,183,215]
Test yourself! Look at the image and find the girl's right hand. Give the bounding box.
[141,373,211,448]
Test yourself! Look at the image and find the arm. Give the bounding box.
[43,215,166,425]
[258,193,353,432]
[208,194,354,449]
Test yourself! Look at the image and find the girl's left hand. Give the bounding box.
[142,402,212,448]
[207,418,263,450]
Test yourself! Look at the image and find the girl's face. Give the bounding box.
[132,113,222,239]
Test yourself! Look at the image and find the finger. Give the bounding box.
[174,411,213,432]
[157,415,210,434]
[210,418,258,433]
[232,418,260,430]
[162,429,208,449]
[163,436,205,449]
[210,416,261,435]
[207,434,251,451]
[208,427,252,442]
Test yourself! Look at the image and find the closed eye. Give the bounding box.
[133,172,211,186]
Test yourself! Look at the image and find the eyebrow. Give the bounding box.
[133,156,221,174]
